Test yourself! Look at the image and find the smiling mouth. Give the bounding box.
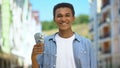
[60,22,68,25]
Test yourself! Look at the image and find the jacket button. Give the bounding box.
[55,54,57,57]
[53,65,56,67]
[84,51,86,54]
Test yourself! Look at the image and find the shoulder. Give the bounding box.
[44,33,57,42]
[75,33,91,44]
[75,33,92,48]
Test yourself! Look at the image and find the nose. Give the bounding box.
[61,16,66,22]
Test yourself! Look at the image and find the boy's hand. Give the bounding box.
[31,43,44,60]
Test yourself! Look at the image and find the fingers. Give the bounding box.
[32,43,44,55]
[33,47,43,54]
[36,43,44,46]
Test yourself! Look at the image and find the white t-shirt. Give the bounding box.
[55,34,76,68]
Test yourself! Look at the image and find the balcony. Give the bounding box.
[102,42,111,54]
[99,22,105,27]
[102,49,111,54]
[89,18,94,22]
[119,9,120,15]
[99,15,111,26]
[99,22,110,30]
[99,32,111,39]
[101,2,110,10]
[89,24,94,34]
[99,32,111,43]
[101,2,110,13]
[89,28,94,32]
[103,48,111,54]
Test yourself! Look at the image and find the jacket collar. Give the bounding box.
[48,32,81,42]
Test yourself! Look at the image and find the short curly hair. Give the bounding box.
[53,2,75,18]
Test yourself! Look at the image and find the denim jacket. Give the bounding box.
[37,33,97,68]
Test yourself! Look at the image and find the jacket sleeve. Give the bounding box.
[88,40,97,68]
[37,53,44,68]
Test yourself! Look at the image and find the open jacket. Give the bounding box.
[37,33,97,68]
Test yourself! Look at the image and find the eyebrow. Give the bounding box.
[66,13,70,14]
[56,12,71,15]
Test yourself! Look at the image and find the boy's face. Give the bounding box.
[54,7,75,31]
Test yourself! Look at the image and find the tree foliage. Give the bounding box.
[42,14,89,31]
[73,14,89,24]
[42,21,57,30]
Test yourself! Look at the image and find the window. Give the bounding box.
[119,9,120,14]
[118,0,120,15]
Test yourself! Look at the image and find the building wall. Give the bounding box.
[9,0,42,67]
[1,0,12,53]
[0,0,2,47]
[89,0,120,68]
[0,0,24,68]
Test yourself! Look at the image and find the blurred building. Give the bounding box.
[0,0,21,68]
[10,0,28,67]
[0,0,42,68]
[0,0,2,47]
[10,0,41,67]
[89,0,120,68]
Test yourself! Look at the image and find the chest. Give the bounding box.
[43,40,91,68]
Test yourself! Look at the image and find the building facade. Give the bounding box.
[0,0,2,47]
[10,0,41,67]
[0,0,42,68]
[0,0,21,68]
[89,0,120,68]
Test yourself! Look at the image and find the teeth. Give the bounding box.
[61,22,67,25]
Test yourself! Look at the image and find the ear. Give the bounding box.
[53,17,57,24]
[53,17,55,21]
[72,16,75,23]
[73,16,75,20]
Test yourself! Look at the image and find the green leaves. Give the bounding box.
[42,21,57,31]
[73,14,89,24]
[42,14,89,31]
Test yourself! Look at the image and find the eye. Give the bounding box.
[66,14,70,17]
[57,14,62,18]
[66,13,71,17]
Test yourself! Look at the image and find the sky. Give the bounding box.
[29,0,90,21]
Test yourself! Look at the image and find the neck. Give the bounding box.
[58,29,74,38]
